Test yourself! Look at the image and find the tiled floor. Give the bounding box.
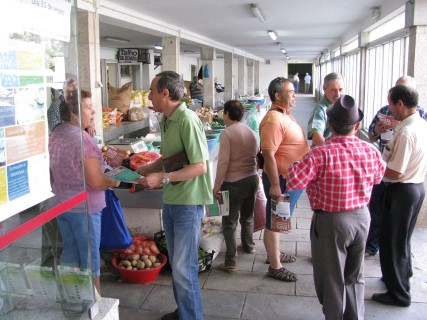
[101,191,427,320]
[100,95,427,319]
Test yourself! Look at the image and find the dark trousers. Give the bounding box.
[221,174,259,266]
[311,207,369,320]
[366,181,386,254]
[379,182,425,305]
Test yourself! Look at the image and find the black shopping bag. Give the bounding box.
[100,189,132,251]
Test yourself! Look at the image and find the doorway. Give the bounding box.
[288,63,313,94]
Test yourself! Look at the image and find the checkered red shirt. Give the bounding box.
[286,135,385,212]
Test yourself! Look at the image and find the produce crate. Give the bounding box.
[154,231,214,273]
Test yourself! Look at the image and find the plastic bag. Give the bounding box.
[148,109,161,132]
[254,176,266,232]
[100,189,132,251]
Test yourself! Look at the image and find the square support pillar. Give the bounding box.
[247,59,254,96]
[201,47,216,109]
[238,56,247,97]
[162,36,180,73]
[224,52,234,102]
[77,10,102,138]
[254,61,260,95]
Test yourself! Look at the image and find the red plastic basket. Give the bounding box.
[112,252,167,284]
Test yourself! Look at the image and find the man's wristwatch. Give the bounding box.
[162,173,170,185]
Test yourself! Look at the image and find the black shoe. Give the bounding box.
[161,308,179,320]
[372,293,410,307]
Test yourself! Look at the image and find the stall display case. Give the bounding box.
[0,1,99,319]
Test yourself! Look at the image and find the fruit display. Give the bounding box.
[116,237,161,271]
[129,151,161,171]
[195,106,214,123]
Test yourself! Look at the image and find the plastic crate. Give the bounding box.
[154,230,214,273]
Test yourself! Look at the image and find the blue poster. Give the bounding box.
[7,161,30,200]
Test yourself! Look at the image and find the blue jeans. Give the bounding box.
[262,172,303,230]
[56,211,101,277]
[162,204,204,320]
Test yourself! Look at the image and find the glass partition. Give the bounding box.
[0,1,96,318]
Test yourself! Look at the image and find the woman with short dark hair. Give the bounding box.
[214,100,259,272]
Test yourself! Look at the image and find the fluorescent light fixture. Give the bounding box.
[104,36,130,44]
[154,45,163,50]
[268,31,277,41]
[281,48,286,54]
[250,4,266,23]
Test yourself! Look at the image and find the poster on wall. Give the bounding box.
[0,0,72,222]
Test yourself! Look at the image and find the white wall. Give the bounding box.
[259,60,288,96]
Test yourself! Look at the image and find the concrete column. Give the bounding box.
[358,32,369,110]
[77,10,102,137]
[238,56,247,96]
[247,59,254,96]
[201,47,215,109]
[162,36,180,73]
[142,49,155,89]
[224,52,234,102]
[406,0,427,226]
[254,61,260,94]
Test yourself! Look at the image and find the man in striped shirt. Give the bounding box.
[286,95,386,320]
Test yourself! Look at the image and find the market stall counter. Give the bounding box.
[111,142,219,237]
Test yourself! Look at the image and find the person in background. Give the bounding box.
[49,90,121,295]
[372,85,427,307]
[47,78,77,132]
[304,72,311,93]
[213,100,259,272]
[287,95,385,320]
[259,77,309,282]
[293,72,300,93]
[365,75,427,258]
[307,72,344,145]
[190,75,204,104]
[137,71,211,320]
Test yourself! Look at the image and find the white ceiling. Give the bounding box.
[96,0,407,61]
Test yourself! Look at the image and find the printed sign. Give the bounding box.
[118,49,139,63]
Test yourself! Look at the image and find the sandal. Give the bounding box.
[219,262,238,273]
[267,266,297,282]
[265,252,296,264]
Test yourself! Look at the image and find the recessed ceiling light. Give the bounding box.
[281,48,286,54]
[268,31,277,41]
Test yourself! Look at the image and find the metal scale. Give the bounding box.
[108,137,148,153]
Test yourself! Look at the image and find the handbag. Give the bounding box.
[100,189,132,251]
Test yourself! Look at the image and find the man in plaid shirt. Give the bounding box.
[287,95,385,320]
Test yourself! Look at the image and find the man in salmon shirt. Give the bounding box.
[259,77,309,282]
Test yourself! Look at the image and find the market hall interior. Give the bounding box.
[1,0,427,319]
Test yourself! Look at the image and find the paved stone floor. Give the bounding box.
[101,94,427,319]
[101,190,427,319]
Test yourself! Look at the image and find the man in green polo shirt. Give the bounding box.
[138,71,211,320]
[307,72,345,145]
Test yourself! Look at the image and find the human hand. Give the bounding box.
[86,126,96,137]
[213,188,222,201]
[269,184,282,201]
[374,121,389,135]
[145,171,163,188]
